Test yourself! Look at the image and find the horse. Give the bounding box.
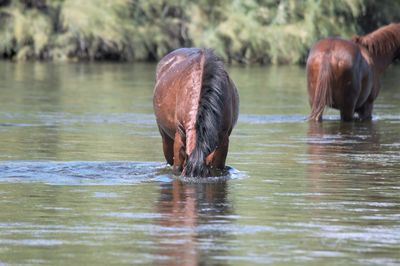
[306,23,400,121]
[153,48,239,177]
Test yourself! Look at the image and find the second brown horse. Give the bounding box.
[153,48,239,177]
[307,23,400,121]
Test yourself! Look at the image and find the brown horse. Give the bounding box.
[307,23,400,121]
[153,48,239,177]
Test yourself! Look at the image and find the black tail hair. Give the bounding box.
[184,49,227,177]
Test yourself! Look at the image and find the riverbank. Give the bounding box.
[1,0,399,64]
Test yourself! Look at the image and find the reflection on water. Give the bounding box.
[307,122,380,178]
[0,62,399,265]
[306,121,399,179]
[300,122,400,266]
[154,180,232,266]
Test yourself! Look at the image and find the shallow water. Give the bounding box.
[0,62,399,265]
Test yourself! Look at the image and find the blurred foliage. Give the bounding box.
[0,0,399,64]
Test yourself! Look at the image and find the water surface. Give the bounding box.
[0,62,399,265]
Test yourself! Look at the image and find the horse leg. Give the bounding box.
[356,74,374,121]
[340,109,355,122]
[340,90,356,121]
[210,137,229,171]
[160,131,174,166]
[357,100,373,121]
[339,73,360,122]
[172,131,185,175]
[340,95,356,121]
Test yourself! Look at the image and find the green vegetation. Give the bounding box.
[0,0,399,64]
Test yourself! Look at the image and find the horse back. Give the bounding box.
[308,38,361,68]
[155,48,204,81]
[153,48,205,138]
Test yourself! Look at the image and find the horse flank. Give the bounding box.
[184,49,226,177]
[354,23,400,56]
[309,55,333,121]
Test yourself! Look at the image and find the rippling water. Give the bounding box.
[0,62,399,265]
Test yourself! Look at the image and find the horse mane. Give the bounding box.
[353,23,400,56]
[184,49,226,177]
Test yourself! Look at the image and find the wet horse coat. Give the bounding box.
[307,23,400,121]
[153,48,239,177]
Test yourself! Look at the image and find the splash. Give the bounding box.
[0,161,244,185]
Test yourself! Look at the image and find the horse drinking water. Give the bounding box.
[306,23,400,121]
[153,48,239,177]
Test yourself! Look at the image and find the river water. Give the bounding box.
[0,62,399,265]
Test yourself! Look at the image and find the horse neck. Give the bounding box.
[362,23,400,73]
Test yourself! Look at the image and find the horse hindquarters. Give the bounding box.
[307,38,373,122]
[308,57,361,122]
[154,48,238,177]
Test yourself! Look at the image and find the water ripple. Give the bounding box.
[0,161,166,185]
[0,161,243,185]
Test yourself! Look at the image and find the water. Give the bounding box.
[0,62,399,265]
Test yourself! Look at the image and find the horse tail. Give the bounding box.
[184,49,226,177]
[309,56,333,121]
